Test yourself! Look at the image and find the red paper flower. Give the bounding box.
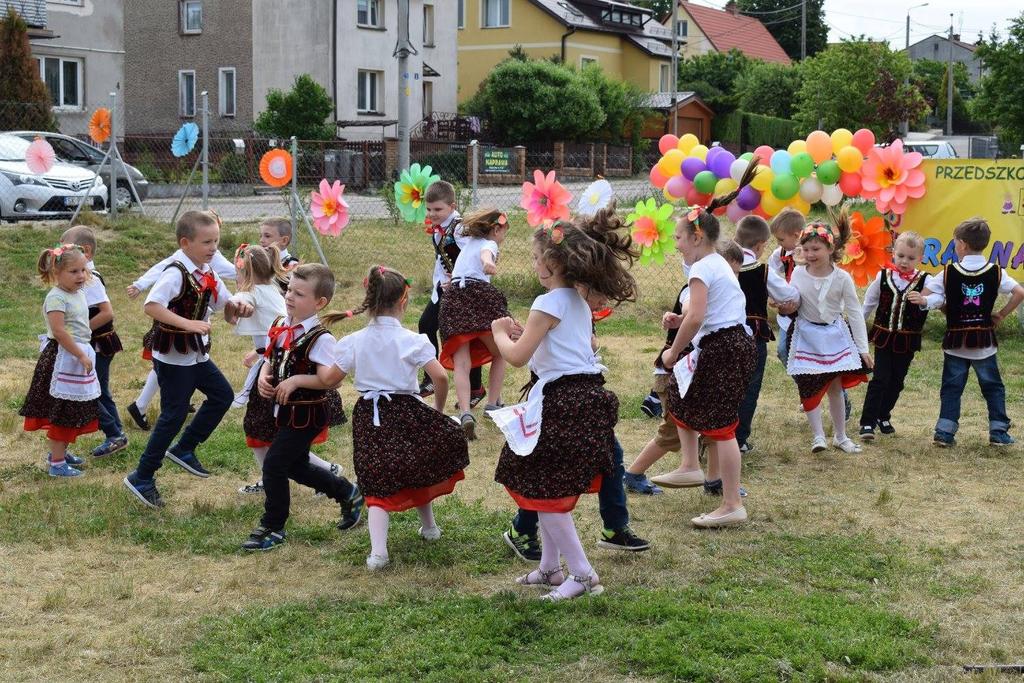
[521,169,572,227]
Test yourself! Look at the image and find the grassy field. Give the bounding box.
[0,212,1022,681]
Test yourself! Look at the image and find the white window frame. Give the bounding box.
[181,0,202,34]
[457,0,464,29]
[50,0,85,6]
[481,0,509,28]
[580,56,598,69]
[178,69,196,118]
[218,67,236,117]
[422,81,434,118]
[35,55,83,110]
[357,70,383,114]
[676,19,688,37]
[357,0,382,27]
[423,4,435,46]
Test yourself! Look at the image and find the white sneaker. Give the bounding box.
[366,554,390,571]
[810,436,828,453]
[419,525,442,541]
[833,436,862,454]
[230,391,248,409]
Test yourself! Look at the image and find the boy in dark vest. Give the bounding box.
[858,231,929,441]
[124,211,254,508]
[912,218,1023,447]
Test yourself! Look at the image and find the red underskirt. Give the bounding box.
[246,426,330,449]
[141,348,152,361]
[505,474,603,513]
[801,372,868,412]
[439,331,494,370]
[366,470,465,512]
[669,414,740,442]
[23,417,98,444]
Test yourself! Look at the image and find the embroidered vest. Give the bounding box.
[267,316,332,429]
[654,282,691,369]
[150,261,214,355]
[433,218,463,274]
[869,271,928,353]
[942,262,1001,350]
[88,269,123,356]
[738,262,775,342]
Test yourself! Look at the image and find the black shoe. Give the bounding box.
[702,478,748,498]
[597,526,651,552]
[241,526,286,551]
[503,525,542,562]
[859,425,876,441]
[877,420,895,435]
[165,449,211,477]
[468,386,487,409]
[126,402,150,431]
[419,379,434,398]
[337,485,364,531]
[640,391,662,418]
[738,441,754,454]
[123,471,164,509]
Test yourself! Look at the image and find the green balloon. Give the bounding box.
[693,170,717,194]
[791,152,814,179]
[740,152,754,161]
[771,173,799,200]
[816,160,840,185]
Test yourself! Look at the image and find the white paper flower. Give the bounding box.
[576,179,613,216]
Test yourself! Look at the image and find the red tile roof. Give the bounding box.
[679,2,791,64]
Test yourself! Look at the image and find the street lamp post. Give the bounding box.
[901,2,928,137]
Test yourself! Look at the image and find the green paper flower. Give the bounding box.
[394,163,441,223]
[627,198,676,265]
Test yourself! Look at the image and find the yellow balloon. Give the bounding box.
[760,191,786,216]
[831,128,853,155]
[789,196,811,215]
[787,139,807,156]
[689,144,709,161]
[714,177,738,195]
[657,149,685,177]
[836,145,863,173]
[677,133,699,154]
[750,165,774,192]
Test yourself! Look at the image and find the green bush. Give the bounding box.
[255,74,335,140]
[735,61,803,119]
[214,153,248,183]
[744,112,797,149]
[712,111,743,144]
[415,152,466,183]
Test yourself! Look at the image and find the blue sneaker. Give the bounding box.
[123,471,164,508]
[241,526,286,551]
[640,392,662,418]
[48,461,83,477]
[933,430,956,448]
[166,449,210,477]
[49,451,85,467]
[337,484,364,531]
[92,434,129,458]
[990,431,1015,447]
[623,471,663,495]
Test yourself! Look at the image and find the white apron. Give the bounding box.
[47,339,100,401]
[786,319,861,376]
[671,347,701,400]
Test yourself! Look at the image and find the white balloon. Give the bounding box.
[729,158,749,184]
[821,183,843,207]
[799,177,823,204]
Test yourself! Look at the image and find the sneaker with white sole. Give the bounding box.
[418,525,442,541]
[859,425,876,442]
[460,412,477,440]
[91,434,128,458]
[833,436,862,454]
[230,391,248,409]
[810,436,828,453]
[238,480,264,494]
[48,461,83,477]
[366,554,390,571]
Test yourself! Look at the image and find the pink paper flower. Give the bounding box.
[858,139,926,215]
[520,169,572,227]
[310,179,349,236]
[26,138,56,175]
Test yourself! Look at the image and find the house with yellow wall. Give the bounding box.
[456,0,677,103]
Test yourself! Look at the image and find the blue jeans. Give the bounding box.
[512,437,628,535]
[94,352,123,438]
[135,359,232,480]
[936,353,1010,436]
[736,341,768,446]
[776,323,790,365]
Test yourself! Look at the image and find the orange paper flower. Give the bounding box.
[89,108,111,144]
[259,149,293,188]
[840,211,892,287]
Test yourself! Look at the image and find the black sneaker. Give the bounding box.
[126,402,150,431]
[640,391,662,418]
[877,420,895,435]
[469,386,487,409]
[597,526,651,552]
[419,379,434,398]
[738,441,754,454]
[337,485,364,531]
[123,471,164,509]
[166,449,211,478]
[503,525,542,562]
[859,425,876,441]
[241,526,286,551]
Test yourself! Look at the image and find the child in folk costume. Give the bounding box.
[858,231,928,441]
[659,199,758,529]
[491,208,637,601]
[231,245,344,495]
[123,211,254,509]
[20,244,100,477]
[240,264,364,551]
[438,208,510,440]
[61,225,129,458]
[323,266,469,571]
[785,210,873,454]
[912,218,1023,447]
[768,208,804,364]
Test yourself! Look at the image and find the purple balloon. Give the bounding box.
[681,157,706,181]
[709,150,736,179]
[736,185,760,211]
[726,202,749,223]
[665,174,690,198]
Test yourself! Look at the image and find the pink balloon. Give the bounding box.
[753,145,774,165]
[649,166,668,189]
[726,202,749,223]
[851,128,876,156]
[665,174,690,199]
[658,134,679,155]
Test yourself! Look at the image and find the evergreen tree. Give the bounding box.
[0,8,57,131]
[736,0,828,61]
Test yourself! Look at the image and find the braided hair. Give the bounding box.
[321,265,411,324]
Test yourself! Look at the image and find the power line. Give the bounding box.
[733,2,805,15]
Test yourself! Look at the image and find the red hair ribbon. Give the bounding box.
[265,323,303,357]
[197,271,219,302]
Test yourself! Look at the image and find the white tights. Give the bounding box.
[135,369,160,411]
[538,511,595,598]
[805,379,847,442]
[368,504,438,559]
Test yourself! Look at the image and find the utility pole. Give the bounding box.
[902,3,928,137]
[670,0,679,136]
[394,0,417,172]
[946,13,954,136]
[800,0,806,60]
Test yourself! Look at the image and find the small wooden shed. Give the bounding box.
[641,92,715,145]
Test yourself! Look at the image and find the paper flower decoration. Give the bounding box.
[840,211,892,287]
[259,149,293,188]
[521,169,572,227]
[25,138,55,175]
[393,163,440,223]
[576,179,613,216]
[858,139,926,215]
[171,122,200,158]
[627,198,675,265]
[310,179,349,236]
[88,108,111,144]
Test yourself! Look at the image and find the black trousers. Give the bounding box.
[418,283,482,389]
[860,346,915,427]
[260,424,356,531]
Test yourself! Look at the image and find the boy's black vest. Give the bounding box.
[433,218,464,275]
[942,262,1001,350]
[150,261,214,355]
[654,282,692,369]
[88,269,123,357]
[267,316,333,430]
[738,262,775,342]
[869,270,928,354]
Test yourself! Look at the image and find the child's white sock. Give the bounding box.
[136,369,159,411]
[806,405,826,441]
[827,381,847,441]
[416,503,436,531]
[368,506,390,559]
[537,514,561,573]
[307,452,335,472]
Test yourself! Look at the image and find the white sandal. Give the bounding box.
[516,566,564,588]
[540,573,604,601]
[833,436,862,454]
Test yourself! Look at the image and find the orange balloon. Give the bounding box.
[806,130,832,164]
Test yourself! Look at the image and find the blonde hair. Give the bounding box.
[894,231,924,251]
[60,225,97,253]
[235,244,285,291]
[461,208,507,239]
[37,244,88,286]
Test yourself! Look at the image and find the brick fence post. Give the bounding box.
[553,141,564,174]
[514,145,526,181]
[384,137,399,180]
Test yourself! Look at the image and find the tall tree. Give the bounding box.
[735,61,802,118]
[254,74,335,140]
[736,0,828,60]
[0,7,57,131]
[973,13,1024,150]
[677,49,752,114]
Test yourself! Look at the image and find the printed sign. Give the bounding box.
[482,148,513,175]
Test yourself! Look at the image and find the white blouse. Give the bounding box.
[333,316,437,393]
[231,283,286,336]
[528,288,602,379]
[451,237,499,284]
[790,265,869,353]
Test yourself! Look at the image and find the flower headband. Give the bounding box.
[682,205,706,236]
[801,222,834,245]
[49,243,84,261]
[540,222,566,245]
[234,243,250,270]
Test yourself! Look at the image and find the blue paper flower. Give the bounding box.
[171,123,199,158]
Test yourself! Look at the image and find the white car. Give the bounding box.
[0,133,107,222]
[903,141,958,159]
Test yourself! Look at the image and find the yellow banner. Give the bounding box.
[895,159,1024,274]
